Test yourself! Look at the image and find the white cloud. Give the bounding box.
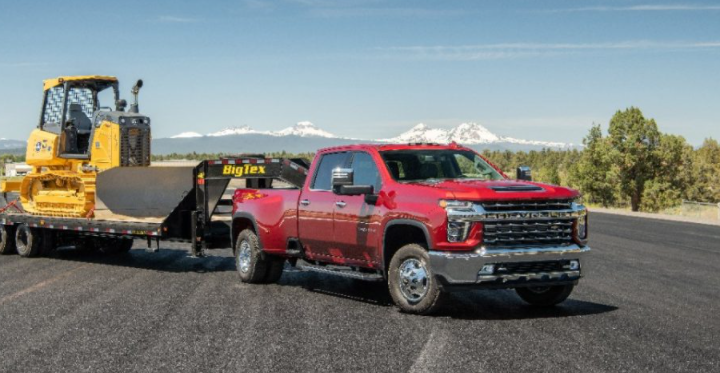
[381,41,720,60]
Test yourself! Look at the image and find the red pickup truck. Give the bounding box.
[231,143,590,314]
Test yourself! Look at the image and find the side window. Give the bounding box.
[352,152,382,192]
[311,152,350,190]
[66,87,95,119]
[42,86,66,134]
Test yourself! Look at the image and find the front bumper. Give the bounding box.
[429,244,590,288]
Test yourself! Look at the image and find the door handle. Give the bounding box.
[300,199,310,206]
[335,201,347,208]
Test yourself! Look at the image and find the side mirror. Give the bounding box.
[516,166,532,181]
[332,168,374,196]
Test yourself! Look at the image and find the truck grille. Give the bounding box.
[480,199,573,212]
[480,200,576,247]
[483,219,574,246]
[120,127,151,167]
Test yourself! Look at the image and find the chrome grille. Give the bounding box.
[480,199,573,212]
[483,218,574,247]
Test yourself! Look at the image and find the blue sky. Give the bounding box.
[0,0,718,144]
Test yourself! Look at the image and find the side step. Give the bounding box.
[295,261,384,282]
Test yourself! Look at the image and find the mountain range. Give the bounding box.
[154,121,574,154]
[1,122,577,156]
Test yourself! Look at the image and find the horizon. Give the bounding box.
[1,0,718,145]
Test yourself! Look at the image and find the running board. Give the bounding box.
[296,261,384,282]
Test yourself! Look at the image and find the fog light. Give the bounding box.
[479,264,495,275]
[447,221,471,242]
[569,260,580,271]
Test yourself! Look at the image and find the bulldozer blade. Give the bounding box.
[95,167,196,218]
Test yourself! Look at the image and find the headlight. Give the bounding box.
[439,199,473,211]
[576,210,588,240]
[572,195,584,207]
[439,200,474,242]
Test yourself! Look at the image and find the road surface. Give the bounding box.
[0,212,718,372]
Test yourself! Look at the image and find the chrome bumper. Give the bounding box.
[428,244,590,286]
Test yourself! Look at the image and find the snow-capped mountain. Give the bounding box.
[171,132,203,139]
[383,123,571,148]
[207,125,263,137]
[171,122,339,139]
[274,121,335,138]
[157,121,574,155]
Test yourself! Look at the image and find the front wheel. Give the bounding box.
[388,244,446,315]
[515,285,574,306]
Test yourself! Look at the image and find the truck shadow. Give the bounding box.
[280,271,618,320]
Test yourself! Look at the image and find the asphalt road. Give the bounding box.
[1,212,719,372]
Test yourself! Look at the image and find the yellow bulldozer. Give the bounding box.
[2,76,152,218]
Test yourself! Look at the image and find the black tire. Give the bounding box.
[15,224,42,258]
[263,257,285,284]
[388,244,446,315]
[515,285,574,307]
[235,229,270,283]
[0,225,17,255]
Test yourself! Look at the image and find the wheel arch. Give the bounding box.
[382,219,432,274]
[232,212,261,254]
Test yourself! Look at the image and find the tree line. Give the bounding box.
[481,107,719,211]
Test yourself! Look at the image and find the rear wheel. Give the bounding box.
[235,229,272,284]
[515,285,574,306]
[15,224,42,258]
[388,244,446,315]
[0,225,17,255]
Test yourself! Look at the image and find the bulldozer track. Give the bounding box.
[21,171,97,218]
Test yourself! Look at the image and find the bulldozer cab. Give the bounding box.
[39,76,119,158]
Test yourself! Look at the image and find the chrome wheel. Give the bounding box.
[237,240,252,273]
[398,258,429,302]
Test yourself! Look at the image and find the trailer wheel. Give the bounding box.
[515,285,574,307]
[0,225,17,255]
[388,244,446,315]
[15,224,42,258]
[235,229,270,284]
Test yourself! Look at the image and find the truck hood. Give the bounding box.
[406,179,579,201]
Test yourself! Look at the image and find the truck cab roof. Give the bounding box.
[316,142,471,154]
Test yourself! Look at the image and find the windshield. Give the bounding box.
[380,149,504,182]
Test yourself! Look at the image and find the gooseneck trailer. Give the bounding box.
[0,157,308,257]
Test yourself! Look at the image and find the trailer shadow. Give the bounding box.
[50,247,236,273]
[278,271,618,320]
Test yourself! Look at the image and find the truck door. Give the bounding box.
[298,151,351,261]
[332,151,384,267]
